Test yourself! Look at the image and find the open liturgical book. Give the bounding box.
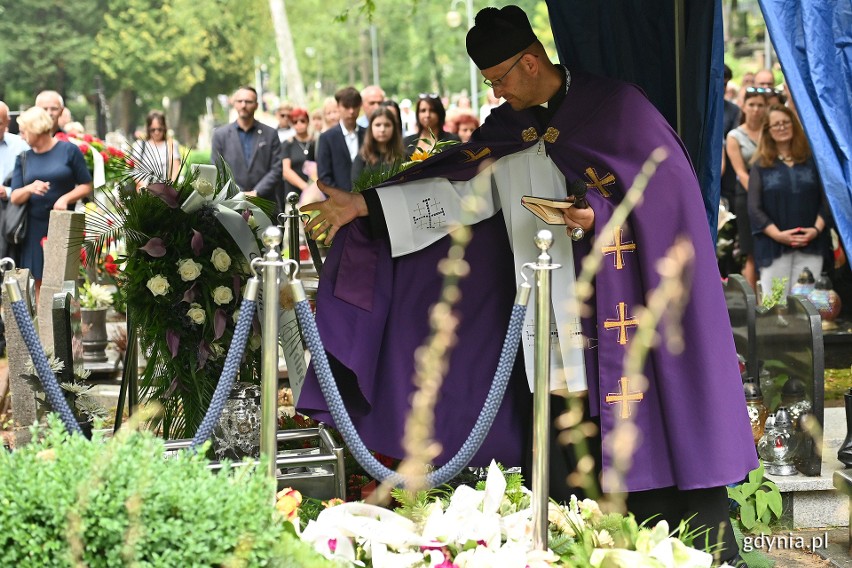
[520,195,574,225]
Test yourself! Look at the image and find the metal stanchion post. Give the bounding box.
[531,230,557,551]
[260,226,283,479]
[286,192,300,268]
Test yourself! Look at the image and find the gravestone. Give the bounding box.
[52,284,81,383]
[723,274,757,381]
[755,295,825,476]
[1,268,39,446]
[37,210,85,350]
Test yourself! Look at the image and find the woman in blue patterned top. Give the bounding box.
[748,105,828,297]
[10,106,92,298]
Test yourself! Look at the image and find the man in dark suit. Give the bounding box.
[211,86,283,209]
[316,86,364,191]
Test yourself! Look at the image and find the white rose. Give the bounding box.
[247,214,258,229]
[186,302,206,325]
[212,285,233,305]
[176,258,203,282]
[210,247,232,272]
[191,177,215,197]
[232,308,240,323]
[146,275,170,297]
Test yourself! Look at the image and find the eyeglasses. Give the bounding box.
[293,118,308,123]
[769,120,792,130]
[149,127,165,132]
[419,93,439,100]
[483,54,525,88]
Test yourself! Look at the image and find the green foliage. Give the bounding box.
[0,0,107,105]
[727,461,784,534]
[761,277,788,309]
[0,416,329,567]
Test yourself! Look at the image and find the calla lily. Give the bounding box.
[166,329,180,358]
[191,229,204,256]
[140,237,166,257]
[148,182,179,208]
[214,308,227,340]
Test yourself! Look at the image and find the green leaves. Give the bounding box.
[0,417,329,567]
[727,461,784,534]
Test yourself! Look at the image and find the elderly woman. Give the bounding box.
[10,106,92,295]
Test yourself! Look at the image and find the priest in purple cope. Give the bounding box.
[298,5,756,564]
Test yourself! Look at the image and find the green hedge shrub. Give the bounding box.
[0,417,331,567]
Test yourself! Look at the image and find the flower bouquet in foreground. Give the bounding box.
[281,462,731,567]
[80,159,275,438]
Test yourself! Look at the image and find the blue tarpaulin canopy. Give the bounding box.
[758,0,852,253]
[545,0,852,252]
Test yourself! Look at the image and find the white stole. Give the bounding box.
[376,144,587,393]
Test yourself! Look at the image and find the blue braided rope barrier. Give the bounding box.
[8,298,82,436]
[190,297,258,451]
[294,298,526,487]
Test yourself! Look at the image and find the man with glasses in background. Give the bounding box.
[35,90,65,136]
[300,6,755,565]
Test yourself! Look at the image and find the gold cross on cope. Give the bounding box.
[601,226,637,270]
[603,301,637,345]
[605,377,645,419]
[585,166,616,198]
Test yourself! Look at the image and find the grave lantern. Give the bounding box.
[758,407,798,476]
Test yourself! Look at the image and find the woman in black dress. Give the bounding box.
[402,94,459,158]
[281,108,316,197]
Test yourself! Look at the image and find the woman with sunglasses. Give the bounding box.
[132,110,180,188]
[748,105,828,297]
[281,108,316,196]
[726,88,767,289]
[402,93,459,158]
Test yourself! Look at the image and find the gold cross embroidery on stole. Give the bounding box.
[603,301,638,345]
[601,226,637,270]
[585,166,616,198]
[605,377,645,419]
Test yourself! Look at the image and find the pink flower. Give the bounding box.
[328,539,337,553]
[83,134,94,142]
[78,143,89,155]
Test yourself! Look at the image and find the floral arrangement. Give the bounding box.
[55,131,127,183]
[78,281,114,310]
[81,159,275,438]
[279,462,728,567]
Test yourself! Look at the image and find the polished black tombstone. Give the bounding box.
[51,285,81,383]
[723,274,757,381]
[754,295,825,476]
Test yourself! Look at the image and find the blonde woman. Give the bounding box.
[10,106,92,296]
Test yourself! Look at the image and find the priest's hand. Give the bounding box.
[300,180,368,244]
[560,200,595,238]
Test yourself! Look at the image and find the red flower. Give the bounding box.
[104,255,118,276]
[78,143,89,155]
[55,132,68,142]
[83,134,94,143]
[80,248,87,265]
[126,158,135,168]
[107,146,124,158]
[100,151,109,162]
